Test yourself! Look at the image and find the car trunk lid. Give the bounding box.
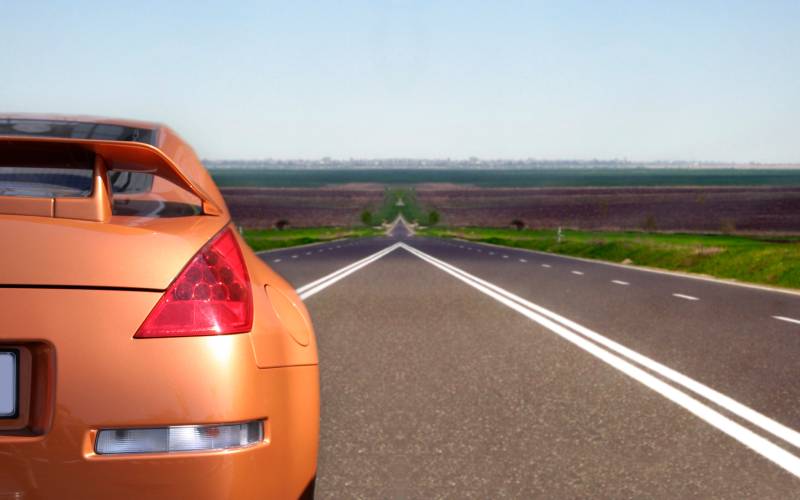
[0,215,227,290]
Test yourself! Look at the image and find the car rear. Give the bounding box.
[0,117,319,499]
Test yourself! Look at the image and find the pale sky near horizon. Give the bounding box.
[2,1,799,162]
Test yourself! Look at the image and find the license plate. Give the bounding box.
[0,351,17,418]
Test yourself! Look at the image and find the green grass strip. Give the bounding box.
[420,227,800,290]
[242,227,383,252]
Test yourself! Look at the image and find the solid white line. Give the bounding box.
[398,242,800,473]
[296,243,401,300]
[774,316,800,325]
[541,264,551,268]
[673,293,699,301]
[612,280,629,286]
[414,246,800,451]
[571,270,584,276]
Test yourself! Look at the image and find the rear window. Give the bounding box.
[0,167,153,198]
[0,166,201,218]
[0,118,157,144]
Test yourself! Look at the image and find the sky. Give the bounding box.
[2,1,799,162]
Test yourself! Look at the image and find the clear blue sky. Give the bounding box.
[2,1,798,162]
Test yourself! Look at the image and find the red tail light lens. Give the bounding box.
[135,228,253,338]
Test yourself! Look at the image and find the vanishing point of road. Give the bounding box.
[260,220,800,498]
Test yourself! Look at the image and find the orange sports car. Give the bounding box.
[0,114,319,499]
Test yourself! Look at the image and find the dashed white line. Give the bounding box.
[502,255,509,259]
[571,270,584,276]
[612,280,629,286]
[305,252,312,255]
[399,242,800,478]
[273,259,281,263]
[774,316,800,325]
[673,293,699,301]
[541,264,551,268]
[489,252,495,255]
[291,255,299,259]
[519,259,527,263]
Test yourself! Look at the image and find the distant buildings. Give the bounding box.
[204,158,791,170]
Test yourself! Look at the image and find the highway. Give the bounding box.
[260,221,800,498]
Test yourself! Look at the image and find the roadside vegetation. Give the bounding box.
[419,227,800,289]
[242,227,382,252]
[368,188,438,225]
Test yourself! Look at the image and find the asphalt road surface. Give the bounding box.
[260,222,800,498]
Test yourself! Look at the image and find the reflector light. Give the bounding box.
[135,228,253,338]
[95,420,264,455]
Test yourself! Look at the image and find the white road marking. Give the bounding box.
[519,259,527,263]
[318,249,324,253]
[477,249,482,253]
[273,259,282,263]
[673,293,699,301]
[571,270,584,275]
[774,316,800,325]
[612,280,629,286]
[502,255,509,259]
[449,238,800,299]
[541,264,551,268]
[489,252,495,255]
[296,243,401,300]
[306,252,312,255]
[398,242,800,477]
[291,255,299,259]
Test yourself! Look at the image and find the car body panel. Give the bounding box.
[0,214,226,289]
[0,114,319,498]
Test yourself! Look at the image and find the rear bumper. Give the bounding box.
[0,289,319,499]
[0,363,319,499]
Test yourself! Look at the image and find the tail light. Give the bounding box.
[135,228,253,338]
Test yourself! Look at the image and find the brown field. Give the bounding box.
[221,187,384,228]
[415,186,800,233]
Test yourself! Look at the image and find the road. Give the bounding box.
[260,221,800,498]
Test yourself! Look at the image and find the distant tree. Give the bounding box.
[428,210,440,225]
[642,215,657,232]
[511,219,525,231]
[360,210,373,226]
[720,218,737,235]
[275,219,289,230]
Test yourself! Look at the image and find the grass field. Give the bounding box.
[210,168,800,188]
[242,227,382,252]
[369,188,433,225]
[419,227,800,289]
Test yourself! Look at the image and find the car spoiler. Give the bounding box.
[0,136,222,221]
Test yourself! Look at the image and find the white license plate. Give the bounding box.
[0,352,16,418]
